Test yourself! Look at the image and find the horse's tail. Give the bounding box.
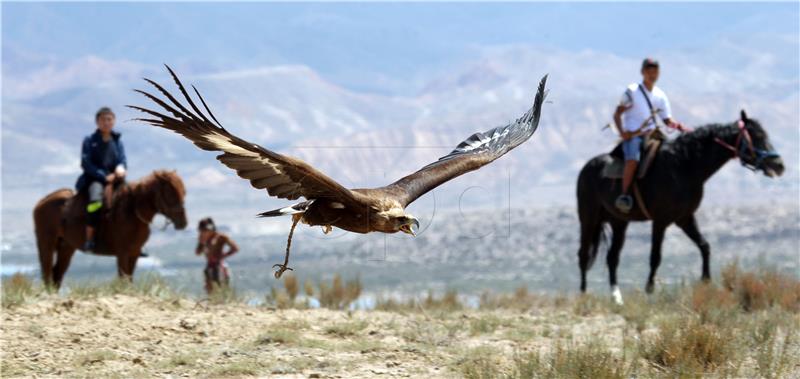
[576,160,607,272]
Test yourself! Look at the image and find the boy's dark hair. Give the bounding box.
[95,107,115,121]
[641,58,659,70]
[198,217,216,232]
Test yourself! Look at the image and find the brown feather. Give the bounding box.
[385,75,548,206]
[129,65,365,205]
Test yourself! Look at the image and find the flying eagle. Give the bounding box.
[129,66,548,278]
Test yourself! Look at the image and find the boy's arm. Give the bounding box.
[613,105,627,136]
[614,89,633,139]
[222,235,239,258]
[195,239,204,255]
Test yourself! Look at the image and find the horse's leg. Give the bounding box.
[52,241,76,288]
[645,222,668,294]
[676,215,711,282]
[578,237,591,293]
[36,234,56,288]
[577,214,605,293]
[607,220,628,305]
[577,222,599,293]
[116,252,134,281]
[127,253,140,278]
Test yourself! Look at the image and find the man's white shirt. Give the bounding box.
[619,83,672,132]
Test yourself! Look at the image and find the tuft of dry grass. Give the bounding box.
[689,282,738,325]
[479,285,546,311]
[515,341,627,379]
[208,359,264,377]
[304,279,314,297]
[324,319,368,338]
[455,346,503,379]
[255,327,300,345]
[2,273,39,308]
[376,288,465,312]
[319,274,362,310]
[283,274,299,301]
[640,315,737,374]
[456,341,628,379]
[206,283,242,304]
[68,273,179,301]
[266,274,362,310]
[720,262,800,312]
[469,314,503,336]
[422,289,463,311]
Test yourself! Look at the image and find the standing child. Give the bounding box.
[195,217,239,294]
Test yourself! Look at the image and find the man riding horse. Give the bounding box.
[75,107,127,252]
[577,59,784,305]
[612,58,684,213]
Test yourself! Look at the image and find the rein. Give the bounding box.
[714,120,779,171]
[135,208,151,225]
[133,208,172,230]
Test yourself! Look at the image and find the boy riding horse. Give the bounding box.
[612,58,684,213]
[75,107,127,252]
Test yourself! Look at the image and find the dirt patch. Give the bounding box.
[0,294,623,378]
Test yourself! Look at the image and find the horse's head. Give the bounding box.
[738,110,784,178]
[152,170,188,229]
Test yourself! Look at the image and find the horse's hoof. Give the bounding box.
[611,286,624,306]
[645,283,655,294]
[272,264,293,279]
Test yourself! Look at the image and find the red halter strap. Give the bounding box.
[714,120,754,160]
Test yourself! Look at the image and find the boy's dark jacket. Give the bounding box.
[75,130,127,192]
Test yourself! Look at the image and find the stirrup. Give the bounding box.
[615,194,633,213]
[81,240,96,252]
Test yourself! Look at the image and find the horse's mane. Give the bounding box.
[111,170,184,219]
[665,122,737,160]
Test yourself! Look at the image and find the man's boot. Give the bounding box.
[615,194,633,213]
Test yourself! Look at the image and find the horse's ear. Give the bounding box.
[740,109,748,121]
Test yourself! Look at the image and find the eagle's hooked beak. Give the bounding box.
[400,218,420,237]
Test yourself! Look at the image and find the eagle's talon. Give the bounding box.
[272,264,293,279]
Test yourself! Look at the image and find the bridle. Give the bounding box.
[135,186,185,229]
[714,120,779,171]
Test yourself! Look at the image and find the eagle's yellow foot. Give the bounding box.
[272,263,293,279]
[322,225,332,234]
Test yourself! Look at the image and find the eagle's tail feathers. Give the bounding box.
[257,200,314,218]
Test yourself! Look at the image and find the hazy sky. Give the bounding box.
[4,2,798,94]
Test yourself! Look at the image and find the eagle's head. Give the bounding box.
[397,214,420,237]
[378,205,420,236]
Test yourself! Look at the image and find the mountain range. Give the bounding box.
[2,46,798,236]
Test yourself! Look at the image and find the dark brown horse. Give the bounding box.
[33,170,188,288]
[576,111,784,305]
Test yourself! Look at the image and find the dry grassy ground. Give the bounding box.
[1,264,799,378]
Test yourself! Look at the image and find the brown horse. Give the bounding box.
[33,170,188,288]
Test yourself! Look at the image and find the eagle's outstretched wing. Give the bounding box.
[386,75,548,207]
[129,65,362,204]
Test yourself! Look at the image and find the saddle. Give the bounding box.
[601,129,665,179]
[61,182,125,254]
